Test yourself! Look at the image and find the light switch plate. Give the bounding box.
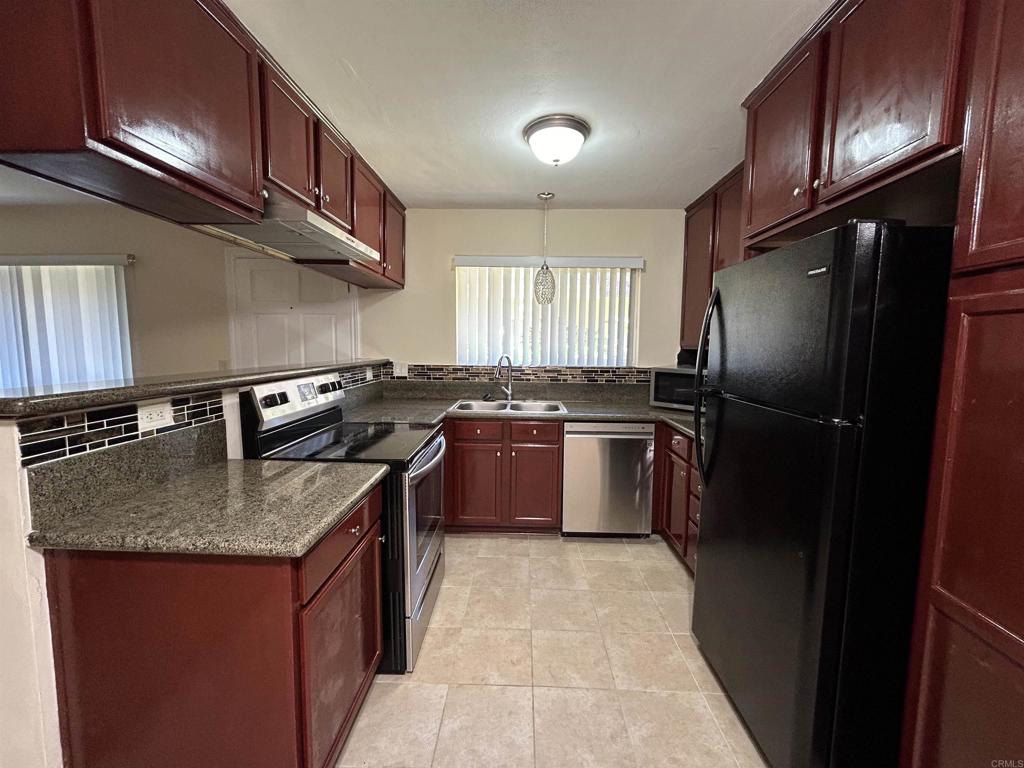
[394,361,409,377]
[138,400,175,430]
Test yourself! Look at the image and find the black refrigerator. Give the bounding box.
[690,221,951,768]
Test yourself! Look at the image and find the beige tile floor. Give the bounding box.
[337,533,768,768]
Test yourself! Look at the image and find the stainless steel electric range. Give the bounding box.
[239,373,445,674]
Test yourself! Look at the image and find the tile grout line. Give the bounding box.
[700,691,745,768]
[427,682,450,768]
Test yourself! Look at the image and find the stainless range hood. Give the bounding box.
[203,189,381,265]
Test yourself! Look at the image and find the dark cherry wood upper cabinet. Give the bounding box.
[952,0,1024,274]
[260,61,316,206]
[713,168,744,272]
[317,125,353,230]
[0,0,263,223]
[901,268,1024,767]
[300,521,381,768]
[681,193,715,348]
[742,38,824,237]
[816,0,965,201]
[449,440,505,527]
[353,156,385,258]
[383,192,407,286]
[508,443,562,528]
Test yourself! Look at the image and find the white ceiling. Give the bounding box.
[226,0,831,209]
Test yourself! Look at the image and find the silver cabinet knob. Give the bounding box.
[476,428,481,434]
[512,450,516,457]
[260,188,269,200]
[792,187,802,197]
[323,193,331,203]
[812,178,821,190]
[497,451,501,457]
[532,429,537,435]
[314,186,321,196]
[349,524,362,536]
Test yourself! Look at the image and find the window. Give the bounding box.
[455,257,641,366]
[0,260,133,390]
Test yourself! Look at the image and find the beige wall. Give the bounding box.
[359,209,684,368]
[0,203,233,377]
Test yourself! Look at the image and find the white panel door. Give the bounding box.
[230,255,358,368]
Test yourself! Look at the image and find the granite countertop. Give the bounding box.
[28,459,389,558]
[345,397,696,438]
[0,359,387,418]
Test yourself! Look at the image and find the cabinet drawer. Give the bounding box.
[452,420,504,442]
[510,421,560,444]
[300,485,382,603]
[683,520,699,571]
[689,493,701,525]
[667,430,692,462]
[689,468,703,499]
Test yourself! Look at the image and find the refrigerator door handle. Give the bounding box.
[693,286,719,486]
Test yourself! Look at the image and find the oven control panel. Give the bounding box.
[249,373,347,428]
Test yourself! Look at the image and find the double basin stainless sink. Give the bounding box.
[448,399,567,414]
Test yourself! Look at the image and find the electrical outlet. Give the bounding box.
[394,361,409,377]
[365,366,374,381]
[138,400,175,430]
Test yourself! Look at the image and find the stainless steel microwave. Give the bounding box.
[649,366,698,411]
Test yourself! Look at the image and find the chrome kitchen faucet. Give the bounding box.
[494,354,513,402]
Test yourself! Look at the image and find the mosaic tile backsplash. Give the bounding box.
[17,393,224,467]
[399,364,651,384]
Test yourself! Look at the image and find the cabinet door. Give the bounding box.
[508,443,561,528]
[817,0,963,201]
[952,0,1024,274]
[383,192,406,286]
[680,194,715,348]
[261,62,316,206]
[317,125,353,229]
[667,453,690,553]
[683,520,699,571]
[353,157,384,259]
[742,38,823,236]
[902,274,1024,768]
[713,169,744,272]
[300,522,382,768]
[450,441,505,526]
[85,0,262,211]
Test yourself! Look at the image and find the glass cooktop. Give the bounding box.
[271,421,441,468]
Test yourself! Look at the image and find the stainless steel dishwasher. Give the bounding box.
[562,422,656,535]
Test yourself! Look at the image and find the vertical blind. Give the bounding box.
[0,264,133,389]
[456,264,639,366]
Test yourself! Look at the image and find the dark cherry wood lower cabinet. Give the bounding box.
[901,269,1024,766]
[446,419,562,530]
[45,487,383,768]
[653,423,697,571]
[508,442,562,527]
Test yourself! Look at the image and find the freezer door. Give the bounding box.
[692,394,859,768]
[707,223,881,420]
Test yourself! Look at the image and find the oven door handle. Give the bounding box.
[409,435,446,485]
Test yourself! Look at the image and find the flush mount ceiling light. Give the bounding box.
[534,192,556,305]
[524,115,590,166]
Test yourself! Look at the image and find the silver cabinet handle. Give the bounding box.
[812,178,821,190]
[378,534,386,543]
[532,429,537,435]
[349,524,362,536]
[323,193,331,203]
[476,428,481,434]
[260,188,269,200]
[792,187,802,197]
[512,450,516,457]
[497,451,501,457]
[314,186,321,196]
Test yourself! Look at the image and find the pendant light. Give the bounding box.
[534,192,556,305]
